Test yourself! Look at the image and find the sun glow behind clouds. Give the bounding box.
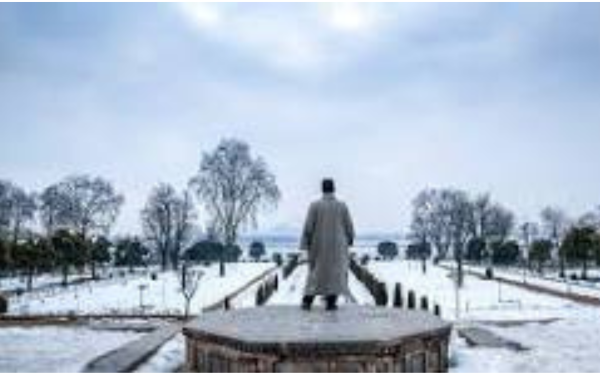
[177,2,222,29]
[322,3,379,34]
[173,2,395,72]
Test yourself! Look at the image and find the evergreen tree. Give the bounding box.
[529,239,552,274]
[561,226,600,280]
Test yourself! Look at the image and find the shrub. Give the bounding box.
[249,241,266,261]
[223,297,230,310]
[393,283,403,308]
[377,241,399,260]
[272,253,283,267]
[360,254,370,266]
[491,240,520,266]
[375,282,388,306]
[406,242,432,261]
[407,290,416,309]
[184,240,241,263]
[420,296,429,311]
[0,293,7,314]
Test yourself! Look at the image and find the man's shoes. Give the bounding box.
[325,295,338,311]
[301,295,314,311]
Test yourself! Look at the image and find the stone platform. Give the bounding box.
[183,306,452,372]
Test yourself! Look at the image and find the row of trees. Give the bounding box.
[1,138,281,287]
[409,188,600,285]
[0,175,125,286]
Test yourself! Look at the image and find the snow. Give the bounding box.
[7,256,600,372]
[369,260,579,322]
[365,259,600,372]
[463,263,600,301]
[0,326,140,372]
[268,265,307,305]
[0,272,92,294]
[452,307,600,372]
[135,334,185,373]
[267,263,373,306]
[8,262,274,315]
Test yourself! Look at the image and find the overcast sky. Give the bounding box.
[1,2,600,237]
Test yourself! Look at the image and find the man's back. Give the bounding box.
[300,179,355,310]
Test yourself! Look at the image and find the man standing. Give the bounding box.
[300,178,355,311]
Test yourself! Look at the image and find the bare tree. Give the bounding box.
[540,206,570,277]
[410,188,473,287]
[39,184,67,235]
[40,175,123,239]
[189,139,280,275]
[0,180,36,267]
[172,190,195,269]
[445,189,472,288]
[180,262,203,318]
[410,189,452,260]
[39,175,123,279]
[142,184,195,270]
[519,221,539,268]
[469,193,515,260]
[0,180,36,246]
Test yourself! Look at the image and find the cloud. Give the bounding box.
[2,2,600,235]
[172,3,406,73]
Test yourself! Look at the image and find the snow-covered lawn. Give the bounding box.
[0,326,140,372]
[463,263,600,301]
[365,259,600,372]
[369,260,579,322]
[8,262,274,315]
[453,307,600,372]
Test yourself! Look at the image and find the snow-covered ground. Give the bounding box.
[8,262,274,315]
[0,326,140,372]
[453,307,600,372]
[135,334,185,373]
[6,257,600,373]
[369,260,579,322]
[267,264,374,306]
[131,259,600,373]
[1,262,275,373]
[462,263,600,301]
[365,259,600,372]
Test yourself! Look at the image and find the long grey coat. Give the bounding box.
[300,193,355,296]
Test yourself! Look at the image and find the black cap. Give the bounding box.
[322,179,335,194]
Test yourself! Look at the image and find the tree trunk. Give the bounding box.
[27,267,34,291]
[184,299,190,318]
[457,257,464,288]
[161,247,168,271]
[91,261,97,280]
[62,264,69,287]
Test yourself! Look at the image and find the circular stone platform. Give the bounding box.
[183,305,452,372]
